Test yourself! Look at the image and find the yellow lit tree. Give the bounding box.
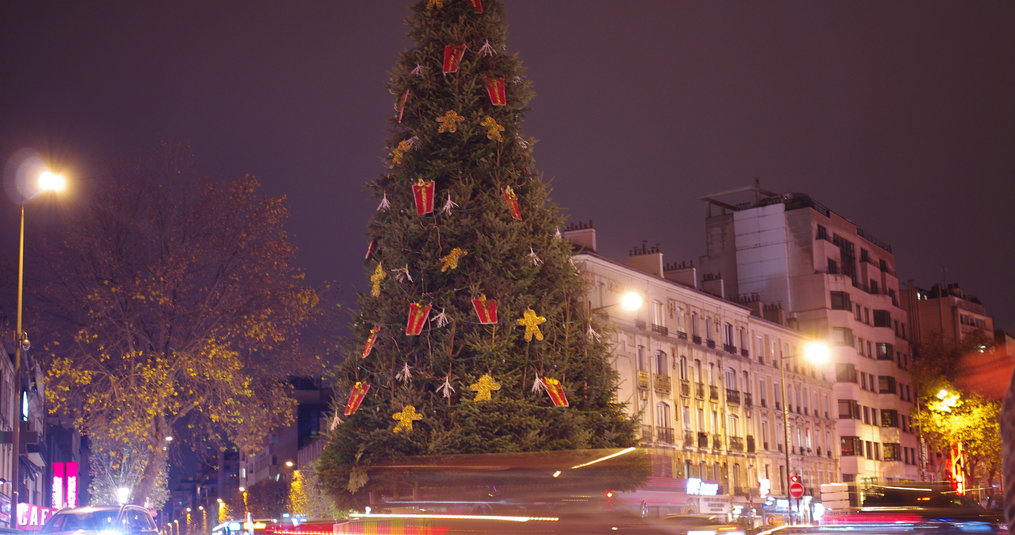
[37,141,321,508]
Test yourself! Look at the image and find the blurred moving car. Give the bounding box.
[40,505,158,535]
[660,514,746,535]
[819,484,1004,534]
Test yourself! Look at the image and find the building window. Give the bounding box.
[881,409,899,428]
[876,343,894,361]
[682,405,691,430]
[656,402,671,431]
[729,414,739,437]
[653,300,665,327]
[655,350,668,376]
[836,363,857,383]
[830,291,851,310]
[831,327,854,346]
[679,356,688,380]
[878,375,897,394]
[726,367,737,390]
[637,345,647,371]
[840,436,861,456]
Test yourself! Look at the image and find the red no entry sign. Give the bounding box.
[790,482,804,498]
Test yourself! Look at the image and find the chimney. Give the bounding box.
[734,293,764,318]
[764,303,787,326]
[664,260,698,289]
[562,219,597,252]
[702,272,725,299]
[627,241,664,277]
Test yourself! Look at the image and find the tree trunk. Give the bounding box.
[135,438,167,507]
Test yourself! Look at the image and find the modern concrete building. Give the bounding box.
[698,188,919,485]
[567,223,838,522]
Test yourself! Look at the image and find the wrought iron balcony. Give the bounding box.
[656,426,674,443]
[695,382,705,399]
[712,436,723,450]
[726,389,741,404]
[651,323,669,336]
[724,344,737,354]
[693,335,702,345]
[706,339,716,349]
[684,430,694,446]
[654,374,671,393]
[641,425,653,443]
[677,331,688,340]
[746,435,756,453]
[680,379,691,397]
[709,385,719,400]
[729,436,744,452]
[744,392,753,407]
[697,432,709,449]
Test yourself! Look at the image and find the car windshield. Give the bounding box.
[42,510,120,533]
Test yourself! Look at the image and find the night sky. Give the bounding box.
[2,1,1014,335]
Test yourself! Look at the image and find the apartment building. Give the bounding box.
[568,224,838,519]
[901,283,994,349]
[699,188,919,484]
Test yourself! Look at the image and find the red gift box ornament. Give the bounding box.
[469,0,483,13]
[485,77,506,106]
[344,381,371,415]
[405,302,432,335]
[442,44,466,74]
[412,178,436,215]
[361,325,381,358]
[502,186,522,220]
[472,294,498,324]
[541,377,569,407]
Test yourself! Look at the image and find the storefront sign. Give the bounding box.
[18,503,56,530]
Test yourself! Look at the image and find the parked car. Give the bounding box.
[818,484,1004,535]
[40,505,158,535]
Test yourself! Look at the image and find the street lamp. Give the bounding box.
[779,340,830,524]
[11,169,65,527]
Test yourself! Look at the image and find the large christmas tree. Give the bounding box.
[317,0,638,508]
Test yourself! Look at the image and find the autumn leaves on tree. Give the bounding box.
[316,0,637,507]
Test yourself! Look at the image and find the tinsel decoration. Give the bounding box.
[396,363,413,384]
[516,308,546,342]
[554,227,562,239]
[440,193,459,215]
[440,247,467,272]
[391,139,412,167]
[412,178,436,215]
[516,135,529,149]
[541,377,569,407]
[411,64,425,77]
[485,77,506,106]
[478,40,496,57]
[392,264,412,283]
[361,325,381,358]
[469,373,501,402]
[442,44,466,74]
[377,192,390,211]
[406,302,433,335]
[344,381,371,415]
[531,375,545,394]
[587,324,602,343]
[370,263,386,297]
[329,413,342,431]
[481,115,505,141]
[437,376,455,398]
[392,405,423,433]
[437,109,465,133]
[503,186,522,220]
[431,308,450,328]
[527,247,542,266]
[471,294,498,324]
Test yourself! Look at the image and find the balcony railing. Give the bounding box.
[726,389,741,404]
[677,331,688,340]
[656,426,674,444]
[724,344,737,354]
[729,436,744,452]
[641,425,653,443]
[695,382,705,399]
[744,392,753,407]
[697,432,709,449]
[651,324,669,336]
[706,339,716,349]
[684,430,694,446]
[746,435,756,453]
[637,371,650,389]
[654,374,671,393]
[635,319,647,330]
[741,348,749,358]
[709,385,719,400]
[693,335,702,345]
[712,436,723,450]
[680,379,691,397]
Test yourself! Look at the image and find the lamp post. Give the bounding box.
[778,341,830,525]
[11,170,65,530]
